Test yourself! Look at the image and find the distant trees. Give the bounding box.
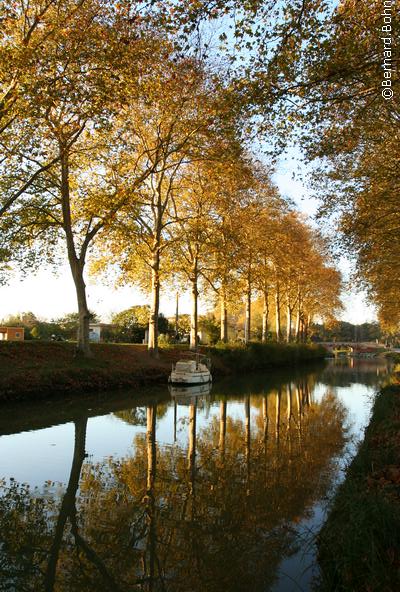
[312,321,382,344]
[0,311,99,340]
[109,306,168,344]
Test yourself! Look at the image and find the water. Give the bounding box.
[0,358,392,591]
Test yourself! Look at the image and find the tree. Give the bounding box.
[263,1,400,331]
[92,56,244,356]
[0,1,65,218]
[198,154,256,343]
[1,0,115,355]
[110,306,168,343]
[1,1,172,357]
[164,0,399,331]
[198,314,220,344]
[168,156,244,350]
[0,1,79,283]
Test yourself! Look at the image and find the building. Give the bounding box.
[88,323,113,343]
[0,327,25,341]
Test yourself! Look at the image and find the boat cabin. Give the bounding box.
[175,360,198,372]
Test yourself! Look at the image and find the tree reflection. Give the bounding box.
[0,417,124,592]
[0,376,348,592]
[44,417,88,592]
[219,400,227,461]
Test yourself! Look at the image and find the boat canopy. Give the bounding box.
[175,360,198,372]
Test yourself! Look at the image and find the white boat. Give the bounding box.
[169,353,212,385]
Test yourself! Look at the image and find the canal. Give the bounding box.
[0,358,392,591]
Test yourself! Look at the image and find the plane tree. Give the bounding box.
[167,138,251,350]
[3,0,169,356]
[91,58,243,356]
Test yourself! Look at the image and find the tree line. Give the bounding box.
[0,0,345,357]
[162,1,400,336]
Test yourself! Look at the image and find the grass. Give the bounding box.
[0,341,172,401]
[207,340,326,371]
[0,340,326,402]
[317,380,400,591]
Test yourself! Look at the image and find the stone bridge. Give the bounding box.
[320,342,386,357]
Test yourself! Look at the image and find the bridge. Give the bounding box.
[320,342,386,358]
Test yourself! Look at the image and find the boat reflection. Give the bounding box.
[169,381,212,400]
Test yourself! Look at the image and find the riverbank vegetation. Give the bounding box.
[317,381,400,591]
[0,340,325,401]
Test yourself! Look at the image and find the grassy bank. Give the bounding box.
[317,381,400,591]
[207,340,326,370]
[0,340,325,402]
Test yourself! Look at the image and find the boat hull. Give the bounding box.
[169,370,212,385]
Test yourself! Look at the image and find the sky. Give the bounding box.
[0,149,376,325]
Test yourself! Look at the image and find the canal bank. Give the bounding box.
[0,340,326,402]
[317,378,400,591]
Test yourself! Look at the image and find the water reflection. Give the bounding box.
[317,356,391,387]
[0,367,355,592]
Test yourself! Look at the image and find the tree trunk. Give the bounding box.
[60,147,92,357]
[286,302,292,343]
[262,289,269,343]
[244,277,251,344]
[220,288,228,343]
[148,249,160,356]
[295,306,301,342]
[275,284,281,342]
[73,266,92,357]
[175,292,179,338]
[306,314,312,342]
[190,263,198,351]
[299,319,305,343]
[303,315,310,342]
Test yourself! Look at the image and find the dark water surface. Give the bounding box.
[0,358,392,591]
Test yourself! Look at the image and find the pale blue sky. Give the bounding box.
[272,150,376,324]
